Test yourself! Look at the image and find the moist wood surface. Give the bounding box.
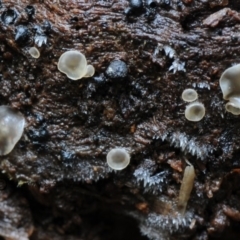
[0,0,240,239]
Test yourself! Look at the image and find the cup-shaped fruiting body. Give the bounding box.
[225,97,240,115]
[0,106,25,155]
[178,165,195,215]
[185,102,205,122]
[219,64,240,115]
[84,65,95,78]
[181,89,198,102]
[58,50,95,80]
[106,148,130,170]
[219,64,240,100]
[29,47,40,58]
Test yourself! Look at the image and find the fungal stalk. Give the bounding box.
[84,65,95,78]
[178,163,195,215]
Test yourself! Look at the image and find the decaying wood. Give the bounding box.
[0,0,240,239]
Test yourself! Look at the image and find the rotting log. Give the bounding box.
[0,0,240,239]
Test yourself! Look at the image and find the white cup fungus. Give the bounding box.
[184,102,205,122]
[219,64,240,115]
[29,47,40,58]
[84,65,95,78]
[106,148,130,170]
[57,50,95,80]
[0,106,25,155]
[181,88,198,102]
[225,97,240,115]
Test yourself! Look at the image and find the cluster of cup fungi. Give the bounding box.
[181,89,205,122]
[1,48,240,217]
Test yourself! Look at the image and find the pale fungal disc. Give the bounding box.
[181,88,198,102]
[225,97,240,115]
[106,148,130,170]
[29,47,40,59]
[0,106,25,155]
[57,50,88,80]
[184,102,205,122]
[219,64,240,100]
[84,65,95,78]
[219,64,240,115]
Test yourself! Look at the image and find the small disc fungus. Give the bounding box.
[84,65,95,78]
[225,97,240,115]
[29,47,40,59]
[184,102,205,122]
[0,106,25,156]
[58,50,94,80]
[219,64,240,115]
[181,89,198,102]
[106,148,130,170]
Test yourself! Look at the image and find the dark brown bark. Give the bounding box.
[0,0,240,239]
